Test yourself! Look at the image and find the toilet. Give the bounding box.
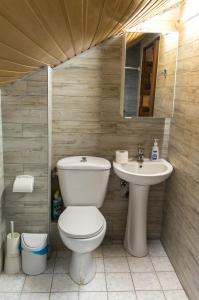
[57,156,111,284]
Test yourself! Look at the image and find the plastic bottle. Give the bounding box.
[52,190,62,220]
[151,139,159,161]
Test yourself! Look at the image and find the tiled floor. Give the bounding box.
[0,240,189,300]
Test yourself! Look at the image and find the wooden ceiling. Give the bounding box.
[126,32,145,47]
[0,0,182,86]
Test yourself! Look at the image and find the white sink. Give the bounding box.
[113,159,173,185]
[113,158,173,257]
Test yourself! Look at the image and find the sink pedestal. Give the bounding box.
[113,159,173,257]
[124,183,149,257]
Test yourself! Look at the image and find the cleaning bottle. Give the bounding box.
[52,190,62,220]
[151,139,159,161]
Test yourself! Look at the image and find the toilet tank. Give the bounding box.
[57,156,111,208]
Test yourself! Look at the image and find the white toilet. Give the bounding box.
[57,156,111,284]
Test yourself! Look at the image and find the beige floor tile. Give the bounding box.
[103,245,126,257]
[0,293,20,300]
[104,257,129,273]
[0,274,25,292]
[127,256,154,273]
[54,257,70,273]
[108,291,137,300]
[20,293,50,300]
[148,241,167,257]
[45,253,56,274]
[106,273,134,292]
[23,274,52,293]
[151,257,174,272]
[79,273,106,292]
[132,272,161,291]
[50,292,78,300]
[79,292,108,300]
[136,291,166,300]
[164,290,189,300]
[0,241,188,300]
[96,258,105,272]
[157,272,183,290]
[51,274,79,292]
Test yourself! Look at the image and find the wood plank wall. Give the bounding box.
[52,37,170,245]
[162,1,199,299]
[0,91,5,271]
[1,69,49,234]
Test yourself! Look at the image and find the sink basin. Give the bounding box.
[113,158,173,257]
[113,159,173,185]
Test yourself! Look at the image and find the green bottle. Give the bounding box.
[52,190,62,220]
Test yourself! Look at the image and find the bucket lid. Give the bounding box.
[57,156,111,170]
[21,233,47,250]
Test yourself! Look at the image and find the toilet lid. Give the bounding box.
[58,206,105,239]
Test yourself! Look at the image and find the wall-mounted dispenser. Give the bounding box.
[13,175,34,193]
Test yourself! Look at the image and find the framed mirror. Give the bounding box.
[120,32,179,118]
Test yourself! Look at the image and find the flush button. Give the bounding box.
[81,157,87,162]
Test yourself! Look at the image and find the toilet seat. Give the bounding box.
[58,206,105,239]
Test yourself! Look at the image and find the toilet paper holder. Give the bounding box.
[13,175,34,193]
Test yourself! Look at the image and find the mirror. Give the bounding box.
[120,32,179,118]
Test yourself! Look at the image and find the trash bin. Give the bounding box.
[21,233,48,275]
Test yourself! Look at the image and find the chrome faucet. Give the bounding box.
[137,146,145,163]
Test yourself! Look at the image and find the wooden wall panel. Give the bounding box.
[52,37,170,247]
[0,0,182,86]
[0,91,5,272]
[162,1,199,300]
[1,68,49,234]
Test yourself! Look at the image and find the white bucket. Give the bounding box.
[21,233,48,275]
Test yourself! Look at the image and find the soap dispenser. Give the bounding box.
[151,139,159,161]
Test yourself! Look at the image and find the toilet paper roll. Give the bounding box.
[115,150,128,164]
[13,175,34,193]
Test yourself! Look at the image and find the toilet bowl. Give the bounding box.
[58,206,106,284]
[57,156,111,284]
